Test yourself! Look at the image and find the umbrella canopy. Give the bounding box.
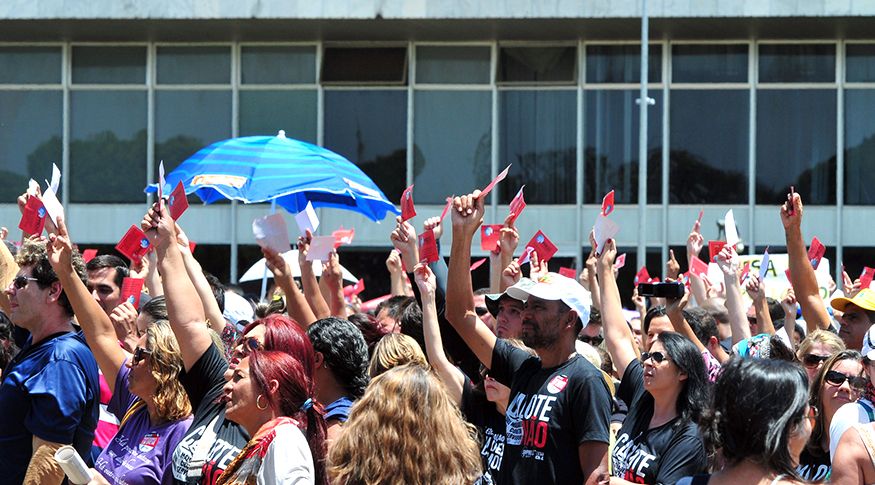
[146,131,398,221]
[239,249,357,284]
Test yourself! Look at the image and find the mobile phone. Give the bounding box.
[637,282,685,299]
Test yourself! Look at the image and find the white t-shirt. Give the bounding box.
[829,398,875,463]
[258,422,315,485]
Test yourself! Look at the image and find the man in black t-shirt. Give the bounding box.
[446,191,612,485]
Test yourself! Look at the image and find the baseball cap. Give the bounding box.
[484,292,524,317]
[830,288,875,313]
[505,273,592,325]
[862,325,875,361]
[223,291,255,330]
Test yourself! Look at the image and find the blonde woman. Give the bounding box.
[329,364,482,484]
[47,218,192,485]
[367,333,427,378]
[796,330,845,383]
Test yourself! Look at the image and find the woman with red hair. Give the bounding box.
[218,350,327,484]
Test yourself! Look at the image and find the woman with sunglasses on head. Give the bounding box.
[678,358,814,485]
[46,217,192,485]
[140,201,318,485]
[597,238,709,484]
[797,350,864,481]
[796,330,844,384]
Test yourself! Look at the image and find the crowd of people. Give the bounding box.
[3,181,875,485]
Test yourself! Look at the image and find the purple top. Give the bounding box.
[94,362,193,485]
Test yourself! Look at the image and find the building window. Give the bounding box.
[0,46,61,84]
[72,46,146,84]
[238,90,318,142]
[671,44,747,83]
[584,90,662,204]
[416,46,491,84]
[154,90,232,176]
[844,89,875,205]
[846,44,875,83]
[323,90,407,201]
[413,91,491,203]
[157,46,231,84]
[497,46,577,85]
[322,47,408,85]
[669,90,749,203]
[758,44,835,83]
[500,90,576,204]
[240,46,317,84]
[0,91,62,201]
[586,44,661,84]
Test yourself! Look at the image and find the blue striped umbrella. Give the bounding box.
[145,131,398,221]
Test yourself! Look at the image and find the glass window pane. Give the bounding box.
[756,89,836,204]
[584,90,662,204]
[846,44,875,83]
[324,90,407,201]
[239,90,317,142]
[322,47,407,84]
[669,90,748,203]
[414,91,491,203]
[70,91,147,202]
[157,46,231,84]
[758,44,835,83]
[586,45,661,83]
[0,47,61,84]
[240,46,316,84]
[0,91,62,201]
[498,47,576,84]
[845,90,875,204]
[416,46,490,84]
[155,91,232,177]
[671,44,748,83]
[500,90,576,204]
[72,46,146,84]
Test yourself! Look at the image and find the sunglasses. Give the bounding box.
[475,307,489,317]
[236,336,262,354]
[802,354,830,368]
[641,351,670,364]
[12,275,39,290]
[131,346,153,366]
[579,335,604,346]
[824,370,868,390]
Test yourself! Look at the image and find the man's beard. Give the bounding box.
[521,318,559,349]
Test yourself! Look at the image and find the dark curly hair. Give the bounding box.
[307,317,370,399]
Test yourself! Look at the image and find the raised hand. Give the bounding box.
[687,221,704,260]
[529,250,548,280]
[385,249,403,275]
[322,251,343,285]
[423,216,443,242]
[110,301,140,352]
[140,200,175,250]
[498,213,519,256]
[390,216,419,269]
[413,262,437,296]
[501,259,522,290]
[745,274,765,303]
[596,237,617,274]
[297,229,313,267]
[666,249,681,280]
[451,190,485,238]
[262,246,292,281]
[715,246,740,278]
[46,216,74,272]
[780,192,803,231]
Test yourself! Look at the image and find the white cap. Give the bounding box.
[862,324,875,361]
[506,273,592,326]
[223,291,255,330]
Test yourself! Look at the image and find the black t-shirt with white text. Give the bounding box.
[612,360,707,485]
[171,344,250,485]
[461,375,506,483]
[796,447,830,482]
[490,339,612,485]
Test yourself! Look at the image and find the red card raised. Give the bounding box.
[344,278,366,297]
[18,196,47,236]
[808,237,826,270]
[635,266,652,285]
[82,249,98,263]
[861,267,875,290]
[168,181,189,220]
[479,164,511,198]
[470,258,487,272]
[332,228,355,249]
[120,277,144,308]
[508,186,526,224]
[601,190,615,216]
[522,230,558,262]
[689,256,709,278]
[418,229,439,264]
[115,225,151,262]
[708,241,727,263]
[481,224,502,252]
[401,184,416,222]
[615,253,627,270]
[558,267,576,279]
[439,196,453,223]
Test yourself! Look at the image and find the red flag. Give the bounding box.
[418,229,439,263]
[470,258,487,272]
[708,241,727,263]
[82,249,98,263]
[18,196,47,236]
[480,225,502,252]
[808,237,826,270]
[120,277,145,308]
[332,228,355,248]
[115,225,151,262]
[519,230,558,264]
[439,196,453,222]
[168,181,189,220]
[689,256,709,278]
[861,267,875,290]
[343,278,366,297]
[635,266,652,285]
[401,184,416,222]
[479,164,511,198]
[601,190,615,216]
[508,186,526,224]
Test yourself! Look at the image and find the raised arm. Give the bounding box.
[319,251,347,317]
[686,220,708,306]
[262,246,317,328]
[414,263,464,403]
[491,215,519,293]
[745,276,775,336]
[0,236,19,314]
[781,193,831,332]
[142,201,209,371]
[297,230,331,320]
[47,217,126,390]
[716,246,750,345]
[446,191,497,369]
[597,236,638,377]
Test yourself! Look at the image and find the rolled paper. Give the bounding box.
[54,445,93,485]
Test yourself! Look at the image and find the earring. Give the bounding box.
[256,394,268,410]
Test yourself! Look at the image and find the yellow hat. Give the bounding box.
[831,288,875,313]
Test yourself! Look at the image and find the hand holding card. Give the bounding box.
[418,229,439,264]
[167,181,189,220]
[18,196,47,236]
[252,213,291,254]
[120,277,145,308]
[479,164,511,198]
[508,186,526,224]
[480,224,502,252]
[401,185,416,222]
[116,225,152,262]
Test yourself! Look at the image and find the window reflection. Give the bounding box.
[413,91,491,203]
[584,90,661,204]
[0,91,62,201]
[239,90,317,142]
[155,90,232,175]
[846,44,875,83]
[416,46,490,84]
[499,90,576,204]
[240,46,316,84]
[669,90,748,203]
[157,46,231,84]
[758,44,835,83]
[324,90,407,201]
[72,46,146,84]
[671,44,747,83]
[70,91,147,202]
[586,45,661,84]
[845,90,875,205]
[0,47,61,84]
[756,89,835,204]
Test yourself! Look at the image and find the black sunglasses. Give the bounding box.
[802,354,830,368]
[641,351,670,364]
[579,335,604,346]
[12,275,39,290]
[131,346,153,366]
[825,370,867,390]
